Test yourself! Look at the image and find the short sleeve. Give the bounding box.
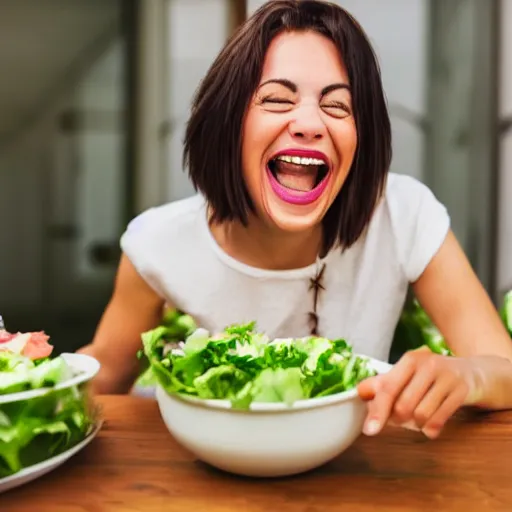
[119,207,167,298]
[386,174,451,283]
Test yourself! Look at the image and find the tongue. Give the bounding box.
[273,160,320,192]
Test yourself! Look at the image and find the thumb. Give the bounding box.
[357,375,380,401]
[413,345,432,354]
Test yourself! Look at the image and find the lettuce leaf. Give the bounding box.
[142,322,377,409]
[0,330,96,478]
[0,384,96,477]
[136,311,198,388]
[0,353,73,395]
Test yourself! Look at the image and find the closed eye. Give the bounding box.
[258,95,295,112]
[261,97,294,105]
[321,101,351,117]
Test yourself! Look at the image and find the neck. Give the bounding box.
[210,215,323,271]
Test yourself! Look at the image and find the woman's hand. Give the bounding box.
[357,229,512,439]
[357,347,484,439]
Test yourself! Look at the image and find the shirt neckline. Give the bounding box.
[198,200,336,280]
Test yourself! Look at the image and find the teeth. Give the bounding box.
[275,155,326,166]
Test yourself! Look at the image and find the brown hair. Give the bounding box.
[183,0,392,254]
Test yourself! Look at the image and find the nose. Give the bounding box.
[288,105,326,141]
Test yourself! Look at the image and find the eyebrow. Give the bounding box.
[259,78,297,92]
[258,79,350,96]
[321,83,350,95]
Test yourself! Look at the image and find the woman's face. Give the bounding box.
[242,30,358,234]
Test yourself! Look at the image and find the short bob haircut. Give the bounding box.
[183,0,392,254]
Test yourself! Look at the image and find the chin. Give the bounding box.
[266,209,323,233]
[260,167,335,234]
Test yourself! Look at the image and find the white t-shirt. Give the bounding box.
[120,173,450,363]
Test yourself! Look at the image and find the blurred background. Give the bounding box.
[0,0,511,354]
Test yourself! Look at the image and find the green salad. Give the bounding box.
[0,329,96,478]
[141,321,377,409]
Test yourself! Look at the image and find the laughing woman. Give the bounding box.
[79,0,512,438]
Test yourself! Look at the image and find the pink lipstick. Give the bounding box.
[266,148,331,206]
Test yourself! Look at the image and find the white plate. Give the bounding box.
[0,420,102,494]
[0,352,100,405]
[0,352,102,493]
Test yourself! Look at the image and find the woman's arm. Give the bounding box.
[358,230,512,438]
[413,229,512,411]
[78,254,165,395]
[414,230,512,363]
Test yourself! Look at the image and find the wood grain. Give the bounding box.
[3,396,512,512]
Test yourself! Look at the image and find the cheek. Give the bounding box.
[244,110,282,150]
[329,122,357,193]
[241,111,260,183]
[242,110,283,180]
[333,120,358,171]
[243,110,264,165]
[241,110,269,202]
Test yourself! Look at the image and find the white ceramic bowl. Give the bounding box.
[156,356,392,477]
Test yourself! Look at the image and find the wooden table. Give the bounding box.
[3,396,512,512]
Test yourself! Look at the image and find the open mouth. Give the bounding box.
[267,155,329,192]
[266,151,331,206]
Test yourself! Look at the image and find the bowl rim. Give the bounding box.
[0,353,101,404]
[156,355,392,413]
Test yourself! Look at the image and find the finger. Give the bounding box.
[357,375,379,401]
[421,385,467,439]
[362,356,417,436]
[414,345,433,354]
[387,417,422,432]
[391,363,437,424]
[357,348,429,402]
[418,384,467,439]
[406,375,453,430]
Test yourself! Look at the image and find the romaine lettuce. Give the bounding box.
[0,384,95,477]
[0,335,96,478]
[142,321,376,409]
[0,353,73,395]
